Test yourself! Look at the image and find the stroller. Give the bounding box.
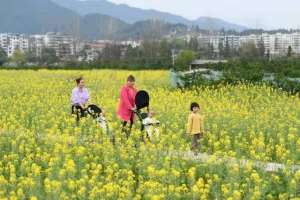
[134,90,150,130]
[87,105,108,131]
[134,90,160,142]
[72,104,108,131]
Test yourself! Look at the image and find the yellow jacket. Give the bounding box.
[187,112,204,135]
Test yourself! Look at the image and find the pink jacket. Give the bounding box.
[117,85,137,121]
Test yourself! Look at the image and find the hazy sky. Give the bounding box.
[108,0,300,29]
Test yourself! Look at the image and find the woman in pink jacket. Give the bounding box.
[117,75,137,136]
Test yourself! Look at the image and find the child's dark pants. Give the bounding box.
[192,133,202,151]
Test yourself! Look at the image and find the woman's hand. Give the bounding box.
[131,106,137,112]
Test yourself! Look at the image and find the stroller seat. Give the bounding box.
[71,104,106,128]
[137,111,148,121]
[87,104,102,118]
[71,105,87,121]
[87,105,107,130]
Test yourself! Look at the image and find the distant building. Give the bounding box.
[44,32,75,58]
[292,33,300,55]
[89,40,107,52]
[0,33,29,57]
[120,40,141,48]
[77,41,109,62]
[198,34,240,54]
[29,34,45,57]
[197,32,300,57]
[85,49,99,62]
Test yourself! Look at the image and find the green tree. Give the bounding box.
[208,43,214,59]
[126,45,141,58]
[101,43,122,60]
[239,42,260,60]
[266,49,270,61]
[175,50,196,71]
[159,39,171,57]
[224,39,231,58]
[25,50,38,63]
[0,48,7,66]
[223,60,264,83]
[218,42,224,58]
[11,49,26,66]
[188,37,199,51]
[257,38,265,58]
[287,46,293,57]
[171,38,187,50]
[40,48,59,65]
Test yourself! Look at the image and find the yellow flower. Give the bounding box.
[0,70,299,198]
[221,184,229,196]
[17,188,24,199]
[171,169,180,178]
[188,167,196,180]
[250,171,261,184]
[67,180,76,191]
[64,159,76,174]
[232,190,241,200]
[78,186,86,196]
[295,170,300,181]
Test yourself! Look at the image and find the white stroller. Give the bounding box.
[86,104,108,132]
[142,116,160,142]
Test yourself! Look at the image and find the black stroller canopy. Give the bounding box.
[135,90,149,110]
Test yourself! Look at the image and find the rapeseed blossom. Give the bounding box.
[0,70,298,199]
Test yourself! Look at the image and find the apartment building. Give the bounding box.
[44,32,75,58]
[197,32,300,56]
[0,33,29,57]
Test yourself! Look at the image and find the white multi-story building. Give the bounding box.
[29,32,77,58]
[292,33,300,54]
[29,34,45,57]
[198,34,223,53]
[0,34,9,54]
[197,32,300,57]
[44,32,75,58]
[198,34,240,54]
[226,35,240,50]
[265,33,294,56]
[239,34,262,46]
[121,40,141,48]
[0,32,80,59]
[0,33,29,57]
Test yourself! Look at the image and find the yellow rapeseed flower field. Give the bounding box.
[0,70,299,199]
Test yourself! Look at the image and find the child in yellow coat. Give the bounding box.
[187,102,204,152]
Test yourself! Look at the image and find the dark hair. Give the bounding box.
[76,77,83,85]
[127,75,135,82]
[190,102,200,111]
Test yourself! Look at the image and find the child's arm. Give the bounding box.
[186,115,193,134]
